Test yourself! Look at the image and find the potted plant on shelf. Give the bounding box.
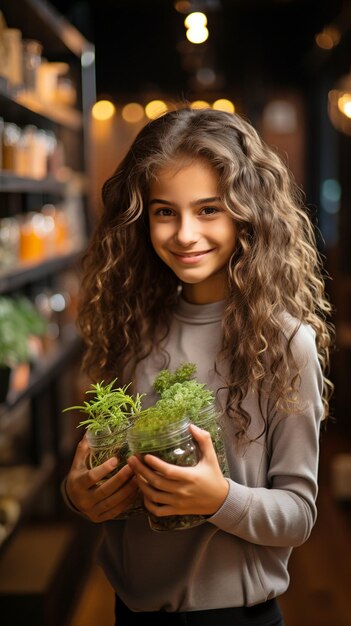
[0,295,48,403]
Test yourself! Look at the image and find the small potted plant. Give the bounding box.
[64,379,145,518]
[153,362,228,475]
[128,363,228,531]
[65,379,144,471]
[0,296,47,403]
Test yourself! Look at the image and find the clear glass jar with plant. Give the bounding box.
[63,379,145,518]
[127,363,229,531]
[65,379,144,473]
[192,404,229,477]
[128,410,204,531]
[153,362,228,476]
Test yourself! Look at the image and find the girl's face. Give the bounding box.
[148,159,237,304]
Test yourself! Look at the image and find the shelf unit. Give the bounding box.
[0,249,84,293]
[0,2,96,623]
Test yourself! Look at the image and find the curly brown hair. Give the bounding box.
[78,107,334,437]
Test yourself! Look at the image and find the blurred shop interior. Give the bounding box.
[1,0,351,624]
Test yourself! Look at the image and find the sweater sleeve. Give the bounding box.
[209,323,324,548]
[61,476,90,519]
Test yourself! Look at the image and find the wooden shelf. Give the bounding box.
[0,249,84,294]
[0,172,68,194]
[0,6,95,615]
[0,456,56,553]
[0,84,82,130]
[0,332,83,423]
[0,0,91,58]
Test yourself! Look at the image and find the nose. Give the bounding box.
[174,213,199,247]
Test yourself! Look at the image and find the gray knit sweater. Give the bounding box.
[94,297,323,611]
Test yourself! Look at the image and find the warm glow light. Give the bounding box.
[315,32,334,50]
[92,100,115,121]
[186,26,209,44]
[316,26,341,50]
[145,100,168,119]
[174,0,191,13]
[325,26,341,45]
[184,12,207,29]
[212,98,235,113]
[191,100,210,109]
[338,94,351,119]
[122,102,144,123]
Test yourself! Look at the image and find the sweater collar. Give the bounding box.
[175,295,225,323]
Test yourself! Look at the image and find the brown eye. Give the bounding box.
[155,208,174,216]
[201,206,219,215]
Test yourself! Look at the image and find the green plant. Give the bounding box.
[0,295,48,369]
[129,362,214,447]
[128,363,214,532]
[153,362,197,394]
[15,296,48,337]
[63,379,144,434]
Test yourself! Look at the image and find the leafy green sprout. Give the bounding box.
[153,362,197,395]
[130,362,215,446]
[63,379,145,435]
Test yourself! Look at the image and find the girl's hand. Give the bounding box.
[66,436,139,523]
[127,424,229,518]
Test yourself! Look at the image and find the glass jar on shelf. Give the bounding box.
[3,28,23,91]
[18,212,46,263]
[22,39,42,93]
[2,123,21,171]
[0,217,20,271]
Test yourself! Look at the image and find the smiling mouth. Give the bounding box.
[170,249,214,264]
[171,250,213,257]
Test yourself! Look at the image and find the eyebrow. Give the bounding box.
[149,196,221,207]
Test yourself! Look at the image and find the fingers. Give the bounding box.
[67,448,136,518]
[68,467,140,523]
[70,435,90,470]
[189,424,217,461]
[79,456,118,489]
[96,464,134,498]
[128,454,184,481]
[91,477,139,522]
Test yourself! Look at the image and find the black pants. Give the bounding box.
[115,596,285,626]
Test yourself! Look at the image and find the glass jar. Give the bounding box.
[192,404,229,477]
[86,425,130,477]
[22,39,42,93]
[86,424,144,520]
[0,217,20,271]
[128,416,205,532]
[2,123,21,171]
[3,28,23,90]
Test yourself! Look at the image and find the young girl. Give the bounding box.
[65,107,334,625]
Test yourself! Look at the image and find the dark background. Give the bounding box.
[50,0,348,100]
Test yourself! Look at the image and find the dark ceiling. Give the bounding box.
[50,0,349,102]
